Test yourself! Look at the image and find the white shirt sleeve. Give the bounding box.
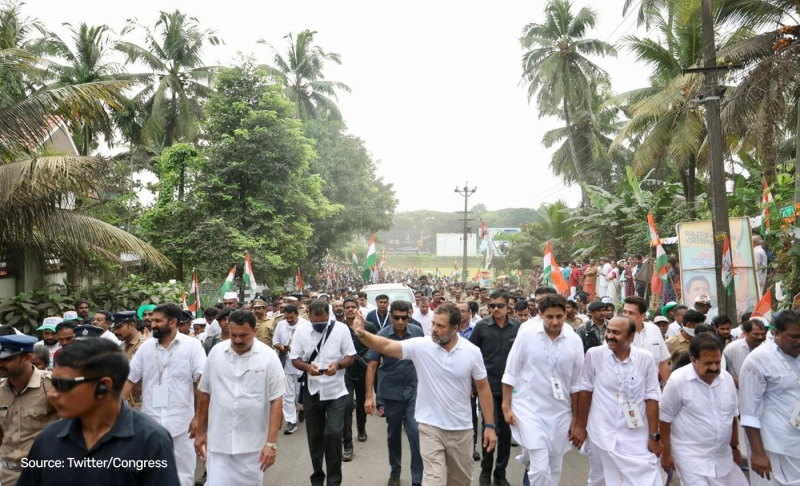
[198,349,213,394]
[570,337,585,394]
[739,353,767,429]
[644,355,661,401]
[266,351,286,401]
[340,327,356,357]
[190,339,207,382]
[288,328,307,361]
[659,374,681,423]
[653,326,670,363]
[502,334,524,388]
[579,348,598,392]
[471,347,488,381]
[128,344,144,383]
[401,337,422,361]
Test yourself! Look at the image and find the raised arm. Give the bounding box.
[353,312,404,359]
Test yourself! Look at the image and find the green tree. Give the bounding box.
[116,10,220,147]
[520,0,616,205]
[261,30,351,120]
[189,60,336,288]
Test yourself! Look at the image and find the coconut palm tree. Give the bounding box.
[260,30,351,120]
[116,10,220,147]
[608,0,753,219]
[36,23,148,155]
[519,0,616,206]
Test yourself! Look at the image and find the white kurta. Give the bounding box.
[579,345,662,486]
[288,320,355,401]
[503,321,583,485]
[660,365,747,485]
[740,342,800,485]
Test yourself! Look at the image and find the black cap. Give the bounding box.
[74,325,105,339]
[110,311,137,329]
[588,302,606,312]
[180,311,194,323]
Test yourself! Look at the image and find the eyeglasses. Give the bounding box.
[51,376,105,393]
[488,303,507,309]
[391,315,410,321]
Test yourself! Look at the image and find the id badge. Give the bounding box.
[153,384,169,408]
[790,403,800,430]
[623,402,643,429]
[551,376,564,400]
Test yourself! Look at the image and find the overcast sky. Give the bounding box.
[30,0,650,213]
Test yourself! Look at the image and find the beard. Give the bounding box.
[152,325,169,339]
[334,311,345,321]
[433,330,454,346]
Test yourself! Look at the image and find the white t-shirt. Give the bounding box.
[412,309,434,336]
[400,335,487,431]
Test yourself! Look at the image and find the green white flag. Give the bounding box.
[362,234,376,282]
[218,265,236,300]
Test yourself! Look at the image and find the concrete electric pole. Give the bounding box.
[455,183,476,286]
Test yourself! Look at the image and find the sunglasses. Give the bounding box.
[391,315,410,321]
[51,376,105,393]
[488,303,507,309]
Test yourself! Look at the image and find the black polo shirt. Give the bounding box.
[469,316,520,396]
[18,402,179,486]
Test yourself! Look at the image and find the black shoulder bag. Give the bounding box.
[298,320,335,404]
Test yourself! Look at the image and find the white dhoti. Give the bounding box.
[750,451,800,486]
[591,443,663,486]
[675,465,749,486]
[517,447,563,486]
[283,372,301,424]
[207,450,263,486]
[173,432,197,486]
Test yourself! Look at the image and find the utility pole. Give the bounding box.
[697,0,736,316]
[455,183,476,286]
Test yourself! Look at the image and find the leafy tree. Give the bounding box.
[261,30,351,120]
[117,10,220,147]
[520,0,616,205]
[302,119,396,260]
[190,60,336,287]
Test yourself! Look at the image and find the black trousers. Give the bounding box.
[480,393,511,479]
[471,394,479,446]
[343,373,367,448]
[304,388,348,486]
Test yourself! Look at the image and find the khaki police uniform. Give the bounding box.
[123,332,144,409]
[256,316,277,348]
[0,366,58,485]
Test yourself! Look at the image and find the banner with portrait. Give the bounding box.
[676,217,759,319]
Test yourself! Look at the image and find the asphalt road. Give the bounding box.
[257,411,594,486]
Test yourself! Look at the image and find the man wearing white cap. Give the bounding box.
[34,317,62,369]
[193,319,208,343]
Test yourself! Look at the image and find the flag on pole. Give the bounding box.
[187,269,200,317]
[762,181,774,234]
[484,234,494,269]
[352,250,359,270]
[218,266,236,300]
[472,267,481,282]
[647,212,669,283]
[362,234,377,281]
[751,289,772,321]
[721,235,734,296]
[181,291,188,311]
[543,241,569,293]
[515,269,521,287]
[243,251,258,291]
[480,220,486,239]
[296,268,303,291]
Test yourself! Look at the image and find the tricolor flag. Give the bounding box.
[515,269,521,287]
[647,213,669,283]
[296,268,303,291]
[484,234,494,269]
[362,234,377,281]
[243,251,258,292]
[762,181,774,234]
[721,235,734,296]
[218,265,236,301]
[187,269,200,316]
[543,241,569,293]
[751,289,773,321]
[472,267,481,282]
[352,250,359,270]
[480,220,486,239]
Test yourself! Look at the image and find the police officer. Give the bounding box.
[73,324,105,340]
[110,312,143,409]
[0,335,58,486]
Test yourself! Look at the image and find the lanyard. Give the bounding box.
[611,352,635,402]
[773,343,800,389]
[538,331,562,377]
[377,312,389,329]
[155,339,181,385]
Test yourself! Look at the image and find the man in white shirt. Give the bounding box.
[725,318,767,387]
[34,317,62,369]
[597,258,610,299]
[753,235,768,293]
[574,316,663,486]
[412,297,434,336]
[502,295,584,485]
[354,303,497,486]
[623,296,670,382]
[740,310,800,486]
[289,300,355,486]
[195,309,285,486]
[192,319,207,343]
[273,306,307,434]
[660,334,747,485]
[666,305,688,338]
[123,303,207,486]
[92,311,123,346]
[357,291,376,315]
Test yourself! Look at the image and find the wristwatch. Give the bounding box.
[484,423,497,430]
[266,442,278,450]
[649,433,661,442]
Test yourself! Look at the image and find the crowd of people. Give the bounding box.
[0,262,796,486]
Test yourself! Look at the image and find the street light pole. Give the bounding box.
[455,183,476,286]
